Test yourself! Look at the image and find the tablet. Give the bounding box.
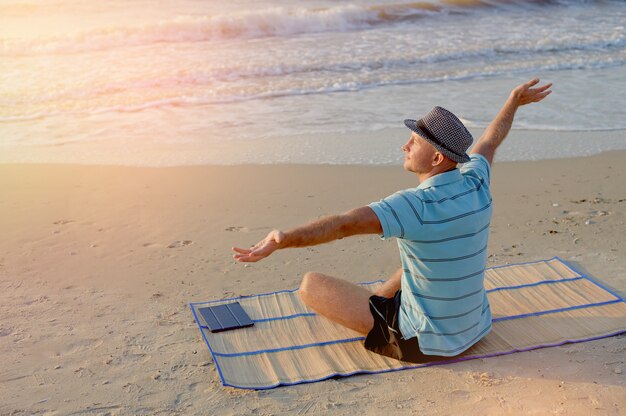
[198,302,254,332]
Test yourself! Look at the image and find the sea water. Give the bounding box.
[1,0,625,165]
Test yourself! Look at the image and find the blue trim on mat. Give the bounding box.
[554,256,626,302]
[487,256,562,270]
[188,303,227,386]
[492,299,623,322]
[213,337,366,358]
[189,257,626,390]
[486,276,583,293]
[254,312,317,324]
[199,312,318,329]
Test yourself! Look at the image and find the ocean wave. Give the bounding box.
[8,33,621,107]
[8,40,621,107]
[2,55,624,123]
[0,0,600,56]
[169,36,626,83]
[0,4,434,55]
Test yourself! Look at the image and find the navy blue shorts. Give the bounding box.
[364,290,448,363]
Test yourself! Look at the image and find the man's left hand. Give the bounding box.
[509,78,552,107]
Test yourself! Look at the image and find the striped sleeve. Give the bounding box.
[368,189,423,239]
[461,154,491,185]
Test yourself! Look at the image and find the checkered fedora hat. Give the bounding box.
[404,106,473,163]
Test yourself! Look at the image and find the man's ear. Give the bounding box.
[432,151,445,166]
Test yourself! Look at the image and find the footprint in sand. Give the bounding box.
[225,226,249,232]
[32,373,54,386]
[61,339,104,356]
[448,389,471,400]
[52,219,75,225]
[470,371,505,387]
[167,240,193,248]
[225,226,271,232]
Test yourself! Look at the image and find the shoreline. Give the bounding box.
[1,148,624,414]
[1,146,626,167]
[1,128,626,167]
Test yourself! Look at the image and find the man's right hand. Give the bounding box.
[231,207,382,264]
[232,230,285,263]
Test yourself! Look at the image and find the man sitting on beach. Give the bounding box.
[233,79,552,362]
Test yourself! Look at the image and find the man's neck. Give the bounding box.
[416,165,457,183]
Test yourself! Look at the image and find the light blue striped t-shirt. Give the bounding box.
[368,154,493,357]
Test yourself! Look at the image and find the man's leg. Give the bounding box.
[298,267,404,335]
[298,272,374,335]
[374,267,402,298]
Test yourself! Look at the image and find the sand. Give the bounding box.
[1,150,625,415]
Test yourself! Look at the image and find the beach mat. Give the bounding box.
[190,257,626,389]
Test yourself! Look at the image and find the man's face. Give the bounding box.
[402,132,437,174]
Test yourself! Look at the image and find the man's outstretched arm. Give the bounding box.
[232,206,382,262]
[471,78,552,165]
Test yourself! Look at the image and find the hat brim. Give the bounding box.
[404,119,471,163]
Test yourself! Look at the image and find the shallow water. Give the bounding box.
[1,0,625,165]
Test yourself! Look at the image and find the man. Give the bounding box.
[232,79,552,362]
